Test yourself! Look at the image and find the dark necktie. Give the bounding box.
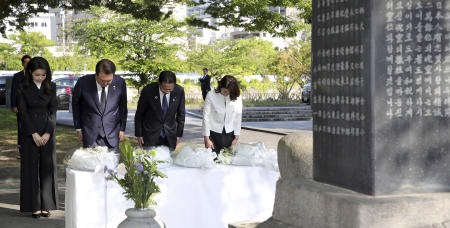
[160,94,168,138]
[100,87,106,137]
[101,87,106,113]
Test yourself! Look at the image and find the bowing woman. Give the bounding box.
[17,57,58,218]
[202,75,243,154]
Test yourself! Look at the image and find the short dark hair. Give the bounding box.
[23,57,53,94]
[158,71,176,84]
[95,59,116,75]
[202,68,208,71]
[215,75,240,101]
[21,55,31,63]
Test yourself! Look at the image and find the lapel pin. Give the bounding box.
[173,97,176,102]
[113,85,116,90]
[154,96,158,100]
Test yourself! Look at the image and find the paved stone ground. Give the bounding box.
[0,181,66,228]
[0,109,311,228]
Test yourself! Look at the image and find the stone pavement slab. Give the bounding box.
[0,180,66,228]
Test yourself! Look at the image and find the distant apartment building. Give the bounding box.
[186,5,304,50]
[49,8,91,56]
[0,8,90,57]
[0,11,57,48]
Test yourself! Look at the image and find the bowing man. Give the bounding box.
[72,59,128,152]
[135,71,185,150]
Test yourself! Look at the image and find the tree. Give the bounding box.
[189,0,309,37]
[8,31,56,56]
[1,0,311,37]
[73,7,185,92]
[224,38,278,77]
[0,43,21,70]
[187,38,277,79]
[273,40,311,99]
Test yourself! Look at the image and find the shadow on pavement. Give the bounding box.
[0,183,66,228]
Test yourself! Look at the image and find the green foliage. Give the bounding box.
[73,7,185,91]
[0,44,22,70]
[45,55,101,71]
[1,0,311,37]
[272,39,311,99]
[187,38,277,78]
[296,0,313,22]
[8,31,56,56]
[190,0,307,37]
[107,141,168,209]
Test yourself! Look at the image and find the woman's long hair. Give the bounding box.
[23,57,53,94]
[215,75,240,101]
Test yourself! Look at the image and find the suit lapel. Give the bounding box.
[167,88,177,115]
[154,84,164,118]
[90,75,102,113]
[31,83,47,100]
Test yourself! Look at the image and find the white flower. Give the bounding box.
[117,163,127,176]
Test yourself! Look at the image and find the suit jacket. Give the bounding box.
[135,82,185,149]
[202,90,242,136]
[11,71,25,108]
[17,82,57,136]
[200,74,211,92]
[72,74,128,148]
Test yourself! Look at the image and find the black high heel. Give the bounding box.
[32,213,41,218]
[41,211,51,218]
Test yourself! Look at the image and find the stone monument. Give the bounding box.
[259,0,450,227]
[313,0,450,195]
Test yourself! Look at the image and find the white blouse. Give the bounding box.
[33,81,42,89]
[202,90,242,136]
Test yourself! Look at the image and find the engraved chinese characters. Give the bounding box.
[312,0,450,195]
[385,0,450,118]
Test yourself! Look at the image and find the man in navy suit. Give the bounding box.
[135,71,185,150]
[72,59,128,152]
[199,68,211,100]
[11,55,31,154]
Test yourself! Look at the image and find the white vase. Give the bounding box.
[118,208,165,228]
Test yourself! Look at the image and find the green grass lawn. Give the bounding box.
[0,108,137,166]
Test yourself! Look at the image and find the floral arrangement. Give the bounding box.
[216,147,234,165]
[67,146,118,172]
[105,141,168,209]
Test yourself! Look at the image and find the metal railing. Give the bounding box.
[185,92,302,103]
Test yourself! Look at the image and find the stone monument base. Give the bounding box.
[258,178,450,228]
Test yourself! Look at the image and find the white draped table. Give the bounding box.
[65,165,279,228]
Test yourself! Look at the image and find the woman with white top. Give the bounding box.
[17,57,58,218]
[202,75,243,154]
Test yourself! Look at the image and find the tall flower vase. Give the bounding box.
[118,208,165,228]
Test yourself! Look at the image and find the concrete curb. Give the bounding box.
[186,111,290,136]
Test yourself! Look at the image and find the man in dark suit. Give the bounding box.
[10,55,31,154]
[72,59,128,152]
[135,71,185,150]
[199,68,211,100]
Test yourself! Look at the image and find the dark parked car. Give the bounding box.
[0,75,13,106]
[302,83,311,104]
[53,76,79,110]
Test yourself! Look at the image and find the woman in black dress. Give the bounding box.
[17,57,58,218]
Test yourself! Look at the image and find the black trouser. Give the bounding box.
[16,113,21,150]
[143,136,171,150]
[209,128,235,154]
[202,91,208,100]
[20,134,58,212]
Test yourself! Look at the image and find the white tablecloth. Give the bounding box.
[65,165,279,228]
